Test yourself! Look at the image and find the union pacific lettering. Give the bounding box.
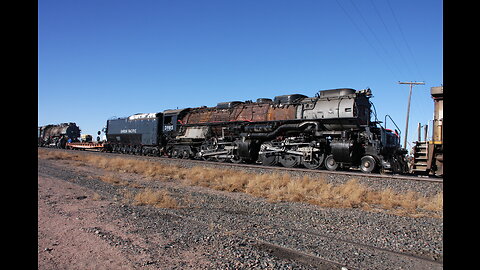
[120,129,137,134]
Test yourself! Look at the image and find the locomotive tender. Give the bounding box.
[106,113,163,156]
[104,88,408,174]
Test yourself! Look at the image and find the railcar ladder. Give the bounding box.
[412,141,428,173]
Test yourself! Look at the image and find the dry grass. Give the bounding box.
[132,188,180,209]
[183,166,250,192]
[38,149,443,217]
[38,150,84,161]
[99,174,129,186]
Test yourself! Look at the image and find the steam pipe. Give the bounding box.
[242,121,319,139]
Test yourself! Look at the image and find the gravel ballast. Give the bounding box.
[38,149,443,269]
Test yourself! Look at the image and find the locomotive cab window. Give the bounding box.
[164,116,173,125]
[163,115,177,132]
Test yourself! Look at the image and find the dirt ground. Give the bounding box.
[38,173,213,270]
[38,174,136,269]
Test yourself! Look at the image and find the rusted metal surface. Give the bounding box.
[267,105,297,121]
[232,103,270,122]
[182,108,213,124]
[211,109,232,123]
[183,103,298,125]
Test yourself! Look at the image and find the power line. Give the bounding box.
[334,0,401,79]
[386,0,424,80]
[348,0,407,79]
[369,0,415,80]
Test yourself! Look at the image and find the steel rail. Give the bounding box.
[152,207,441,270]
[290,227,443,265]
[50,147,443,183]
[164,157,443,183]
[157,210,360,270]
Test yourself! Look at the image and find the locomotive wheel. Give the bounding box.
[324,155,338,171]
[172,148,180,158]
[279,154,301,168]
[230,155,243,164]
[259,154,278,166]
[182,150,190,159]
[360,155,376,173]
[302,153,325,170]
[200,139,218,161]
[202,156,214,161]
[216,156,228,163]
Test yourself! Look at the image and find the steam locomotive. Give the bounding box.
[104,88,408,174]
[38,122,81,148]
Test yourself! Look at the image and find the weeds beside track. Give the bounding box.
[38,148,442,218]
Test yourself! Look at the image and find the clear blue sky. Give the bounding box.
[38,0,442,150]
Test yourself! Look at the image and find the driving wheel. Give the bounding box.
[360,155,377,173]
[324,155,338,171]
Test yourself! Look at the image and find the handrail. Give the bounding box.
[384,114,401,135]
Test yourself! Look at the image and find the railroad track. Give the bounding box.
[156,156,443,183]
[159,208,443,269]
[46,147,443,184]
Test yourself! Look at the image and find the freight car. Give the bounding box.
[104,88,408,174]
[38,122,81,148]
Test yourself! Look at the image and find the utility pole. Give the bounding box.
[398,81,425,150]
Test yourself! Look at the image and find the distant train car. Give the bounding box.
[38,122,81,148]
[81,134,93,142]
[105,113,163,156]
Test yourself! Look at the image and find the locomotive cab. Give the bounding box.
[162,108,189,133]
[163,115,177,132]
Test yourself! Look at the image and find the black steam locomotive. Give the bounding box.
[104,88,408,174]
[38,122,81,148]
